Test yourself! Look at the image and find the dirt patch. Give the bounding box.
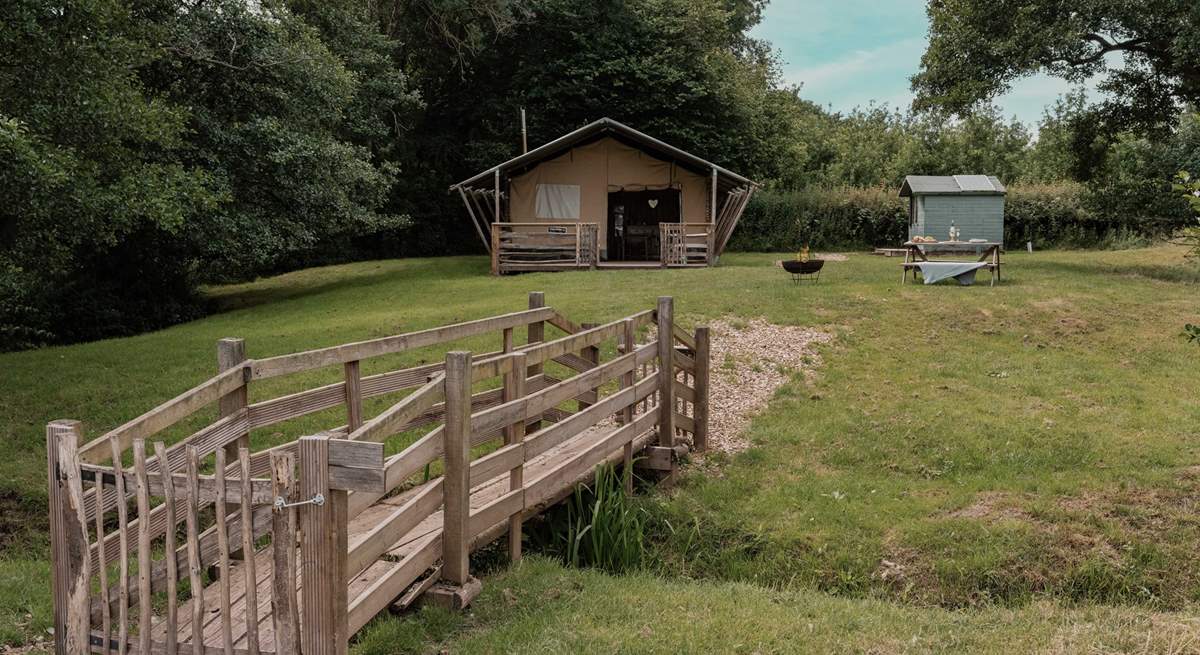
[701,318,834,455]
[946,491,1034,522]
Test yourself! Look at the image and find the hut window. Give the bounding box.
[535,184,581,220]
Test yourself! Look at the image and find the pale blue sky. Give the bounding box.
[751,0,1078,127]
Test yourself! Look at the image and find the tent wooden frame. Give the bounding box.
[451,118,756,273]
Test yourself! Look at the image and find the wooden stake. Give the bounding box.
[110,437,130,655]
[132,440,153,654]
[239,448,259,655]
[153,441,178,655]
[214,448,234,653]
[185,447,204,655]
[94,450,112,654]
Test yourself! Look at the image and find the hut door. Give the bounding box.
[607,189,681,261]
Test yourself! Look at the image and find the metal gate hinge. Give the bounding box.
[274,493,324,510]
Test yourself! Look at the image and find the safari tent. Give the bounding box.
[452,118,756,274]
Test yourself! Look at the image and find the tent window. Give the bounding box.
[535,184,581,219]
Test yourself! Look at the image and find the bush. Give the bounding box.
[728,183,1192,252]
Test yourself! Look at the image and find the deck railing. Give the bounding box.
[660,222,714,266]
[47,293,708,654]
[491,222,599,274]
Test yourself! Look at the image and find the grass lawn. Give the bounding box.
[3,247,1199,650]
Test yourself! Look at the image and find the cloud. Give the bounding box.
[777,37,927,112]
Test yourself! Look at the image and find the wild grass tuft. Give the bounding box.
[538,464,646,573]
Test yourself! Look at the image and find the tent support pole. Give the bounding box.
[457,186,491,251]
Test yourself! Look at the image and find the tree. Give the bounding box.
[0,0,418,349]
[383,0,805,255]
[912,0,1200,133]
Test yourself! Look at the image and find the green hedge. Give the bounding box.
[726,183,1192,252]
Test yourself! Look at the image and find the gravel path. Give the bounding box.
[702,318,833,455]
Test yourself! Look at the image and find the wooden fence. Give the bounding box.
[47,293,708,654]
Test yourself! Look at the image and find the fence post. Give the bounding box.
[621,319,637,493]
[526,292,545,430]
[491,224,501,275]
[656,297,676,473]
[504,352,527,561]
[527,291,545,376]
[298,435,348,655]
[271,452,300,654]
[47,419,89,654]
[693,326,710,452]
[218,338,249,457]
[579,322,600,411]
[430,350,481,608]
[344,360,363,431]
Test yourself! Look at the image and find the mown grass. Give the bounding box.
[2,247,1199,649]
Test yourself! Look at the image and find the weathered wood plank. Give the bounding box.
[524,412,657,507]
[346,532,441,635]
[251,308,555,380]
[346,480,442,576]
[80,365,247,464]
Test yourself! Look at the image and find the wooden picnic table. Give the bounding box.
[901,241,1003,286]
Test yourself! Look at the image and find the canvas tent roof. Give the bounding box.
[453,117,755,192]
[898,175,1006,197]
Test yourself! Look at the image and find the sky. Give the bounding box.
[750,0,1079,128]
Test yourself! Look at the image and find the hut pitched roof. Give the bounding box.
[899,175,1006,197]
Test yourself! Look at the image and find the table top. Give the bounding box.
[903,240,1001,247]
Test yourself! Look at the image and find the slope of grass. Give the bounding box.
[353,556,1199,655]
[2,247,1198,648]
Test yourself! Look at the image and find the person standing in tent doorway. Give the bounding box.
[613,203,626,260]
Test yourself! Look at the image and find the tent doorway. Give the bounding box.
[607,188,681,261]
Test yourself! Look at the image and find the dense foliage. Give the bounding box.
[0,0,417,349]
[2,0,1197,350]
[728,183,1188,253]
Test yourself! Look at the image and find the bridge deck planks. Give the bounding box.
[154,420,644,649]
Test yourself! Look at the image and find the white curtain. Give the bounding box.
[535,184,581,219]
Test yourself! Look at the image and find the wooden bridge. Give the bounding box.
[46,293,710,654]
